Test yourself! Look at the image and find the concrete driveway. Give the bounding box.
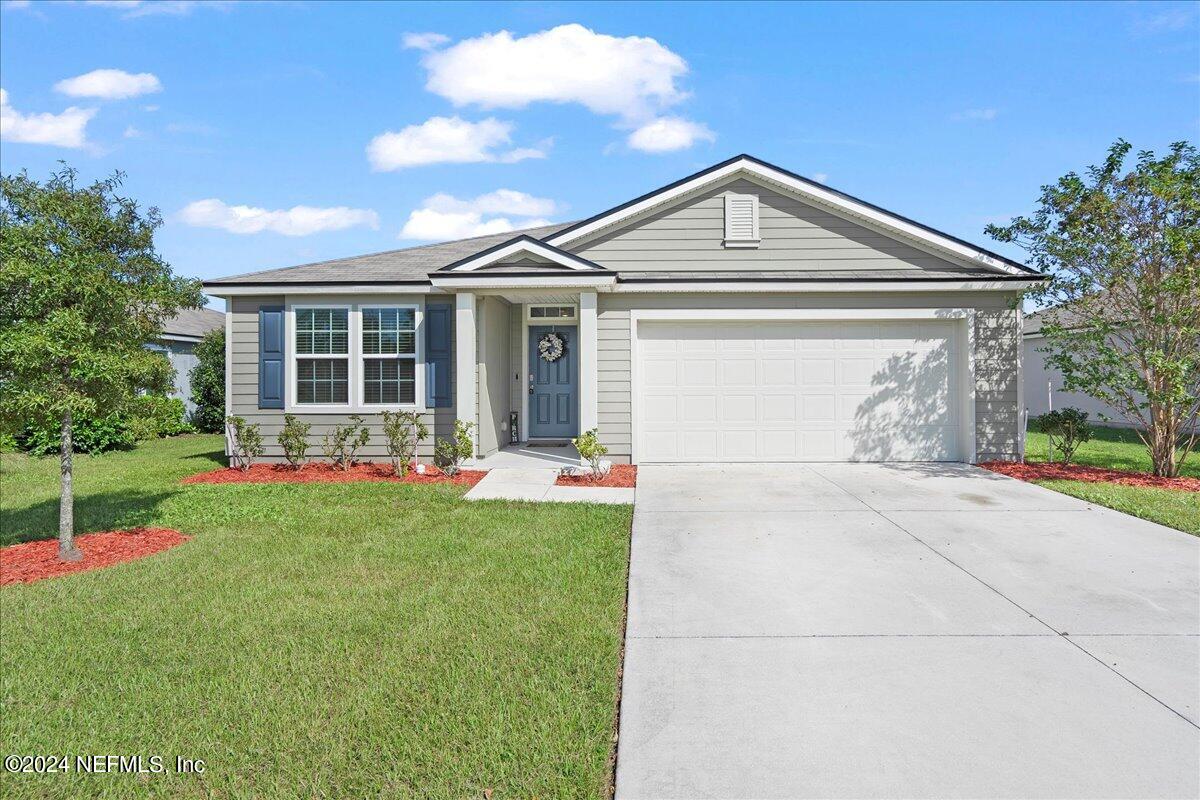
[615,463,1199,799]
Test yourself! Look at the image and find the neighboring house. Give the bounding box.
[202,155,1044,465]
[148,307,225,415]
[1023,307,1133,426]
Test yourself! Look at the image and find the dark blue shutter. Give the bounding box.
[425,302,452,408]
[258,305,285,409]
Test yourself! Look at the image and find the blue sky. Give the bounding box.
[2,0,1197,310]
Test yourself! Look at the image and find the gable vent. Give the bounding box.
[723,193,760,248]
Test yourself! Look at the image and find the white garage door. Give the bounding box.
[635,320,962,462]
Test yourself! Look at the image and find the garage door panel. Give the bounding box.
[636,320,961,463]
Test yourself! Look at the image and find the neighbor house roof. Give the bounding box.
[162,307,225,340]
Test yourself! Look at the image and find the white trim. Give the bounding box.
[613,280,1042,293]
[207,284,437,297]
[629,307,979,464]
[1016,305,1026,461]
[455,292,477,463]
[579,292,598,446]
[283,300,426,414]
[447,239,604,272]
[431,274,615,290]
[520,301,584,443]
[520,305,529,443]
[546,157,1029,276]
[223,307,233,457]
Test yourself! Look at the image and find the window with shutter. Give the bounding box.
[723,193,760,248]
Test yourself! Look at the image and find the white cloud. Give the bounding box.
[951,108,999,122]
[83,1,234,17]
[55,69,162,99]
[123,124,142,138]
[399,189,558,241]
[812,172,829,183]
[420,23,689,123]
[4,1,33,9]
[402,31,449,51]
[626,116,715,152]
[0,88,96,148]
[178,199,380,236]
[366,115,546,171]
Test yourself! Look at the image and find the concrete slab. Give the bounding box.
[617,636,1200,800]
[635,464,868,512]
[814,462,1089,512]
[629,510,1045,637]
[885,509,1200,635]
[544,485,635,505]
[1068,634,1200,725]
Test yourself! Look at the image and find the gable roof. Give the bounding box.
[205,222,575,286]
[162,307,224,339]
[436,235,611,274]
[544,154,1037,276]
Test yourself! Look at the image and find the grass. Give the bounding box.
[1023,425,1199,535]
[0,435,633,799]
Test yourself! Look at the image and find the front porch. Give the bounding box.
[474,443,582,471]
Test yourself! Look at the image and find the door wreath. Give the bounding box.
[538,332,565,362]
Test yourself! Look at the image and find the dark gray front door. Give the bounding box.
[528,325,578,439]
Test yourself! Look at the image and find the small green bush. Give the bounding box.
[18,413,135,455]
[571,428,610,481]
[190,328,225,433]
[277,414,311,470]
[226,415,263,471]
[322,415,370,471]
[133,395,192,438]
[1032,407,1094,464]
[381,410,428,476]
[434,420,475,476]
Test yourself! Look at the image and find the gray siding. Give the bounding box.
[571,177,968,274]
[227,296,455,464]
[148,340,200,414]
[596,292,1023,463]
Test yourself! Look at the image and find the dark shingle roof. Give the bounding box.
[162,307,224,339]
[206,222,575,285]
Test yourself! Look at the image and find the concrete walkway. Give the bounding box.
[616,463,1200,799]
[464,467,634,504]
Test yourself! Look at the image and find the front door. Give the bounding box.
[528,325,578,439]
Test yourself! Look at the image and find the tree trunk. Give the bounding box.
[58,410,83,562]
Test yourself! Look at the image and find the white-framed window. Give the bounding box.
[723,193,760,248]
[360,305,417,405]
[294,306,350,405]
[286,300,424,412]
[527,304,577,322]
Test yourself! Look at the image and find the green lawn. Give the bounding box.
[1,435,633,799]
[1024,425,1199,535]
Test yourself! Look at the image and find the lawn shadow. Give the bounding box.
[183,446,228,469]
[1,490,178,546]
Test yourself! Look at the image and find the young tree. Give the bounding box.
[189,326,225,433]
[988,140,1199,477]
[0,166,202,559]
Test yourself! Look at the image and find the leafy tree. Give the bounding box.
[0,166,202,559]
[189,326,225,432]
[988,140,1199,477]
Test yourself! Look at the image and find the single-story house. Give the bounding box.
[148,307,225,415]
[203,155,1045,465]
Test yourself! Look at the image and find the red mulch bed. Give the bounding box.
[555,464,638,488]
[1,528,189,586]
[980,461,1200,492]
[181,462,487,487]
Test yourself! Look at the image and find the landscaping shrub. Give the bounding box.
[322,415,370,471]
[434,420,474,476]
[189,328,225,433]
[225,415,263,471]
[381,410,427,476]
[132,395,192,438]
[1032,407,1093,464]
[18,413,135,455]
[277,414,311,470]
[571,428,611,481]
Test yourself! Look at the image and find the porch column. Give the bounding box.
[455,292,477,462]
[579,291,599,440]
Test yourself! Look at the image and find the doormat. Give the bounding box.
[526,442,571,448]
